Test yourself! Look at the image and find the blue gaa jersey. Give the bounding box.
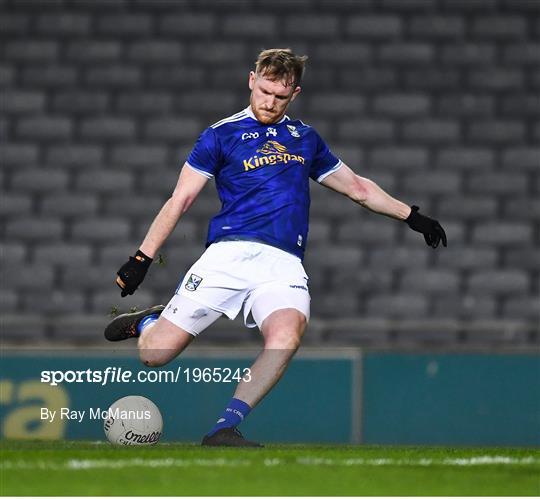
[186,106,342,260]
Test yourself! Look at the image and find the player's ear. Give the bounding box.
[290,86,301,102]
[248,71,256,91]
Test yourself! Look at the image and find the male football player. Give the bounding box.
[105,48,447,447]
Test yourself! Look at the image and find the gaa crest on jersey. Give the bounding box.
[185,273,203,291]
[287,124,300,138]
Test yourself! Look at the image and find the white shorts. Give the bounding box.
[161,240,311,336]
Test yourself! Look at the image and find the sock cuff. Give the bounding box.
[137,313,159,334]
[230,398,252,419]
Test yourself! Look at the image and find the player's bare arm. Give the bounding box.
[139,164,208,258]
[116,164,208,296]
[321,163,411,220]
[322,163,447,248]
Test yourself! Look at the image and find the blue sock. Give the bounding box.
[136,313,159,335]
[207,398,252,436]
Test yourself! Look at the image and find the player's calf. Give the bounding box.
[138,316,195,367]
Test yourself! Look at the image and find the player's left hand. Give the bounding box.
[405,206,447,249]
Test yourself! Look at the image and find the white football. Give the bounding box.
[103,395,163,446]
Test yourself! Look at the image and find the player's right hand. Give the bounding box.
[116,250,153,297]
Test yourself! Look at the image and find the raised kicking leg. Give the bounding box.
[137,315,194,367]
[103,296,222,366]
[202,307,306,447]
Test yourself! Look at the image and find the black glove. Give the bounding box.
[116,250,153,297]
[405,206,447,249]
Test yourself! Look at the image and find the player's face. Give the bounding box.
[248,71,301,124]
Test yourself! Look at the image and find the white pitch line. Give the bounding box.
[0,458,252,471]
[1,455,539,471]
[67,458,252,469]
[295,456,540,467]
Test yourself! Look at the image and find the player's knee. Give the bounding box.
[263,311,306,350]
[138,334,184,367]
[138,336,171,367]
[139,349,170,368]
[264,326,304,350]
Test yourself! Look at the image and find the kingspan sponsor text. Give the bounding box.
[243,153,305,171]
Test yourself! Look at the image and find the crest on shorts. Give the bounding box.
[185,273,203,291]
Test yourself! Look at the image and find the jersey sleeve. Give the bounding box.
[309,130,343,183]
[186,127,221,178]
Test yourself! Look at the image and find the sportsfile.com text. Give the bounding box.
[40,367,252,386]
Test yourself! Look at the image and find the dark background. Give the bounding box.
[1,0,538,349]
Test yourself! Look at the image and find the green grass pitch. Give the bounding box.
[1,440,539,496]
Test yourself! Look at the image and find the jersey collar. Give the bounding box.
[245,106,289,124]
